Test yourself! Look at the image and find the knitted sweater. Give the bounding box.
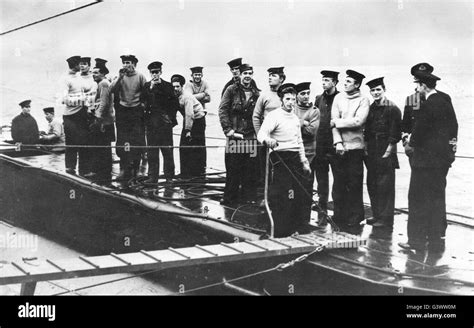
[179,92,206,131]
[184,80,210,108]
[294,102,320,163]
[257,107,307,163]
[252,89,281,135]
[110,71,147,108]
[331,91,370,150]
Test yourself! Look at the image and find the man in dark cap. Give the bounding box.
[89,62,116,180]
[218,63,260,205]
[399,71,458,252]
[11,100,39,145]
[221,58,259,97]
[330,69,370,231]
[172,74,207,178]
[402,63,455,236]
[184,66,210,109]
[293,82,320,226]
[364,77,401,230]
[313,70,339,225]
[257,84,311,237]
[110,54,147,179]
[140,61,179,183]
[39,107,65,152]
[62,55,90,174]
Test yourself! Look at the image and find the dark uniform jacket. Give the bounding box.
[401,89,452,135]
[314,90,339,150]
[221,78,259,97]
[141,80,180,126]
[409,92,458,168]
[11,113,39,144]
[219,82,260,138]
[364,98,402,168]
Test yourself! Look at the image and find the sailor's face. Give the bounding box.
[45,112,54,123]
[344,77,358,93]
[416,82,427,96]
[150,69,162,81]
[241,70,253,84]
[21,105,31,115]
[268,73,282,87]
[322,77,336,90]
[122,61,134,72]
[92,68,103,82]
[79,62,90,73]
[370,85,385,100]
[230,67,240,78]
[281,93,296,112]
[172,82,183,96]
[192,73,202,83]
[297,90,311,105]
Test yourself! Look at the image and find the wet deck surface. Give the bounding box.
[0,145,473,295]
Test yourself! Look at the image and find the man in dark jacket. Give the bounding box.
[218,63,260,205]
[141,61,180,183]
[399,71,458,252]
[364,77,401,230]
[11,100,39,145]
[221,58,259,97]
[313,70,339,225]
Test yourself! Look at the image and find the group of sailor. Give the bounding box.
[8,56,458,250]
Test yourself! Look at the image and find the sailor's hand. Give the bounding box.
[118,68,126,78]
[185,130,192,142]
[335,142,345,155]
[226,130,235,138]
[382,144,394,158]
[330,120,336,128]
[302,161,311,175]
[265,138,278,149]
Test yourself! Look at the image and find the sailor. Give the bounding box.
[62,55,90,175]
[171,74,207,178]
[140,61,179,183]
[11,100,39,145]
[364,77,401,230]
[257,83,311,237]
[184,66,211,108]
[218,63,260,205]
[39,107,65,152]
[110,54,147,179]
[313,70,339,225]
[293,82,320,225]
[89,59,116,180]
[330,70,370,231]
[252,66,286,184]
[221,58,259,97]
[399,71,458,252]
[402,63,455,235]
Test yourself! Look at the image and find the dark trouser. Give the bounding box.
[269,151,311,237]
[223,142,258,202]
[408,156,448,236]
[407,167,449,247]
[179,116,206,177]
[115,104,145,173]
[256,143,268,185]
[63,107,90,174]
[146,115,175,179]
[89,124,116,178]
[330,149,365,225]
[313,146,335,211]
[366,154,396,226]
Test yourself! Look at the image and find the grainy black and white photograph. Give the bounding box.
[0,0,472,306]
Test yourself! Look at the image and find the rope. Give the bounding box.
[0,1,103,36]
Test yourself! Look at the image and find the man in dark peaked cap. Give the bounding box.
[364,77,401,230]
[399,71,458,252]
[140,61,180,183]
[221,57,259,97]
[10,100,39,145]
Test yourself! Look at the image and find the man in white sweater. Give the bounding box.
[257,84,311,237]
[330,70,370,230]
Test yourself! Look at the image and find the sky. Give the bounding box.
[0,0,472,69]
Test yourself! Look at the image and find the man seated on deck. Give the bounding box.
[257,84,312,237]
[171,74,207,178]
[10,99,39,146]
[38,107,65,152]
